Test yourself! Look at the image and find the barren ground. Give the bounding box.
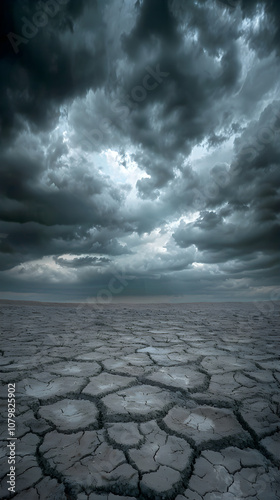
[0,301,279,499]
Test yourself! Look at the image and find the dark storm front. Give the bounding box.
[1,0,280,304]
[7,0,70,54]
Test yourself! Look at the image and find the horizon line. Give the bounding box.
[0,298,278,307]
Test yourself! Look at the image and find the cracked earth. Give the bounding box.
[0,301,279,499]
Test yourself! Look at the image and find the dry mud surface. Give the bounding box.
[0,301,280,499]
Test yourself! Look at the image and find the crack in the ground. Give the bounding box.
[1,303,280,499]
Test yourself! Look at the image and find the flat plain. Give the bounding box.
[0,301,280,499]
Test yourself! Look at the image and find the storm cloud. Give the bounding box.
[0,0,279,302]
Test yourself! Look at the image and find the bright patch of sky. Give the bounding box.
[101,149,150,186]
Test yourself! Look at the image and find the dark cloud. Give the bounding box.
[0,0,106,143]
[55,256,111,267]
[0,0,279,302]
[173,210,280,260]
[240,0,280,58]
[122,0,179,58]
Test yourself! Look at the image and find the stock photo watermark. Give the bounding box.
[192,102,280,209]
[7,0,70,54]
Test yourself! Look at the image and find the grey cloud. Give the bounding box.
[173,209,280,262]
[55,256,111,267]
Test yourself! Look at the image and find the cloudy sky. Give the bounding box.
[0,0,279,303]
